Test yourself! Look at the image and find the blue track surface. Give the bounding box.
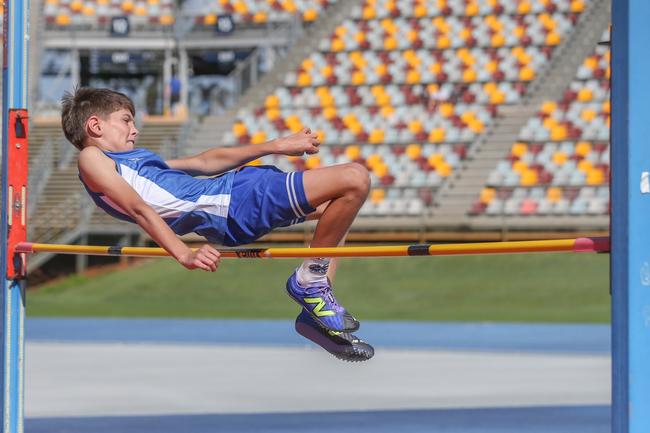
[27,406,609,433]
[26,318,610,354]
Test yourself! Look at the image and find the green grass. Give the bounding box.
[27,253,611,323]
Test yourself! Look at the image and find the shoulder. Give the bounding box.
[78,146,114,177]
[78,146,107,164]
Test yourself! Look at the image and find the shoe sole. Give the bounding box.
[286,285,360,333]
[295,317,374,362]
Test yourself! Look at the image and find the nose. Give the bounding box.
[131,125,139,137]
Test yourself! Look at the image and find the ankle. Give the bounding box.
[296,258,330,286]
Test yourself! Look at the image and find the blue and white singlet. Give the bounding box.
[80,148,235,243]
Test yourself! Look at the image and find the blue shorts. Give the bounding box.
[222,165,316,246]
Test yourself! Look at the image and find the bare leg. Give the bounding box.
[306,202,347,283]
[301,163,370,248]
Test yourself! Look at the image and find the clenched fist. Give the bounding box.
[274,128,321,156]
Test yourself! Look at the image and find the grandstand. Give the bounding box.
[20,0,611,273]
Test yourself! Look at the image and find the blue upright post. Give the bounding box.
[1,0,29,430]
[611,1,650,432]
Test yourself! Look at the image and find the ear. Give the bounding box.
[86,115,102,138]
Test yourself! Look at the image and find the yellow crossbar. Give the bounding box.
[15,237,610,259]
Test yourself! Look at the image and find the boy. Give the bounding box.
[61,87,374,361]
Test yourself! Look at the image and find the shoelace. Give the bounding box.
[305,284,341,311]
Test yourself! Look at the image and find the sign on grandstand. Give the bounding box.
[110,16,130,37]
[215,15,234,34]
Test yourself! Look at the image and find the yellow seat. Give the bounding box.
[232,122,247,137]
[384,37,398,50]
[406,70,421,84]
[512,160,528,174]
[547,187,562,203]
[489,90,505,105]
[465,2,479,16]
[540,101,557,115]
[159,14,174,25]
[552,151,568,165]
[519,67,535,81]
[121,0,134,13]
[345,145,361,160]
[406,144,421,160]
[577,88,593,102]
[436,36,451,50]
[578,159,593,173]
[520,169,538,186]
[584,56,598,70]
[330,39,345,52]
[362,5,376,19]
[587,168,605,185]
[380,106,394,118]
[369,129,385,144]
[203,14,217,25]
[570,0,585,12]
[437,162,452,177]
[303,9,318,22]
[373,163,388,178]
[70,0,83,12]
[546,33,561,46]
[408,121,423,134]
[550,125,567,141]
[511,142,528,158]
[266,109,281,121]
[491,34,505,47]
[55,13,71,25]
[323,107,337,120]
[370,188,386,204]
[517,1,531,14]
[297,73,311,87]
[581,109,596,122]
[253,12,268,23]
[575,141,592,157]
[439,103,455,117]
[428,128,446,143]
[480,187,496,204]
[428,153,444,168]
[462,69,477,82]
[265,94,280,109]
[352,71,366,86]
[250,131,267,145]
[305,155,321,170]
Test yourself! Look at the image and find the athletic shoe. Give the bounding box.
[295,309,374,362]
[286,272,359,332]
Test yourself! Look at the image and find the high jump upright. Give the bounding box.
[611,1,650,432]
[1,0,29,429]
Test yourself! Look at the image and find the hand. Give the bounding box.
[178,244,221,272]
[274,128,320,156]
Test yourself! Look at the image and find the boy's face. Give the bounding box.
[97,108,139,152]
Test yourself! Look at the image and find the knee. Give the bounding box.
[342,162,370,197]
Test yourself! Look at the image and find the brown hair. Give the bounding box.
[61,87,135,150]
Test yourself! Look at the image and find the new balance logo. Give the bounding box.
[303,297,335,316]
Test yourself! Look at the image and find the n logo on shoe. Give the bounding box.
[303,297,335,316]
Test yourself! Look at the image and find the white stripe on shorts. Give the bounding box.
[285,172,303,218]
[289,172,306,217]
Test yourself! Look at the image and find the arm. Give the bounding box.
[78,146,220,272]
[166,128,321,176]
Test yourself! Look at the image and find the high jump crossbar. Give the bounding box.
[14,237,610,259]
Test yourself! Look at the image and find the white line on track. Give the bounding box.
[26,342,610,418]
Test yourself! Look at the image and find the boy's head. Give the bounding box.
[61,87,135,150]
